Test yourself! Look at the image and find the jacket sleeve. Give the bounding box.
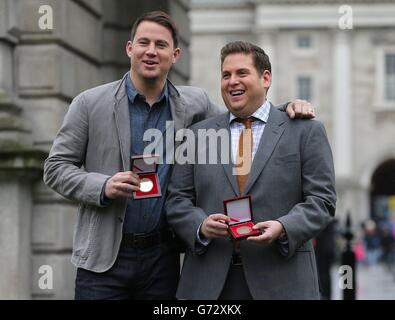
[165,128,208,254]
[43,93,110,207]
[277,121,336,258]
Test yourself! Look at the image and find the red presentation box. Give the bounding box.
[223,195,261,240]
[131,155,162,199]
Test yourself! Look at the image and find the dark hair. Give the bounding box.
[220,41,271,75]
[131,11,179,48]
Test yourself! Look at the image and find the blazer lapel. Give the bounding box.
[168,81,186,150]
[243,105,286,195]
[215,114,240,196]
[113,74,131,171]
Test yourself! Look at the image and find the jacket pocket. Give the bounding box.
[275,153,299,165]
[74,204,100,259]
[295,241,312,252]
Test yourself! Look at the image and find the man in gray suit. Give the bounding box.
[166,41,336,299]
[44,11,315,299]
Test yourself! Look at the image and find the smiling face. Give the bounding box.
[126,21,180,86]
[221,53,271,118]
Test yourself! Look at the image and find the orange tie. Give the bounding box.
[236,118,253,195]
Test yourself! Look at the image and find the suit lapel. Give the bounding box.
[168,82,186,150]
[113,74,131,171]
[243,105,286,195]
[215,114,240,196]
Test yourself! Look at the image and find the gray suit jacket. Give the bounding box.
[43,73,222,272]
[165,105,336,299]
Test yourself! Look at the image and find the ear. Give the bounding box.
[262,70,272,89]
[126,40,133,58]
[172,47,181,64]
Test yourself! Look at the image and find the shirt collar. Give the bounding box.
[229,100,271,124]
[125,72,168,105]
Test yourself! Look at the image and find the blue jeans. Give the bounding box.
[75,241,180,300]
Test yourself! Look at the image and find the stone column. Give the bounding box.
[0,0,40,299]
[0,142,46,299]
[0,37,46,298]
[333,31,352,179]
[333,30,353,220]
[7,0,103,299]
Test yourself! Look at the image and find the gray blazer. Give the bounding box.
[165,105,336,299]
[43,73,222,272]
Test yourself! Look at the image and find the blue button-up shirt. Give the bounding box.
[122,74,173,233]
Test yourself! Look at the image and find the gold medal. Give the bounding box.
[140,178,154,193]
[236,226,252,235]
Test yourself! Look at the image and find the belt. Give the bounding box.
[232,240,242,265]
[122,229,174,249]
[231,253,243,265]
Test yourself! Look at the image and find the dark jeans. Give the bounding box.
[75,241,180,300]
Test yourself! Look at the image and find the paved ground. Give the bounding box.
[331,263,395,300]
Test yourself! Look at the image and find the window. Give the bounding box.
[293,34,315,57]
[297,76,312,101]
[375,47,395,109]
[297,35,311,49]
[385,53,395,102]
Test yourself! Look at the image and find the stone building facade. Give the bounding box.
[190,0,395,231]
[0,0,190,299]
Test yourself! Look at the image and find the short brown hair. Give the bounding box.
[221,41,271,75]
[131,11,179,48]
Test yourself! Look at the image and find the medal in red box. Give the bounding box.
[223,195,261,240]
[131,154,161,199]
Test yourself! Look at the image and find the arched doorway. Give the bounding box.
[370,159,395,223]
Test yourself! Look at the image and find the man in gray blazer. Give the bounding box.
[166,41,336,299]
[44,11,315,299]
